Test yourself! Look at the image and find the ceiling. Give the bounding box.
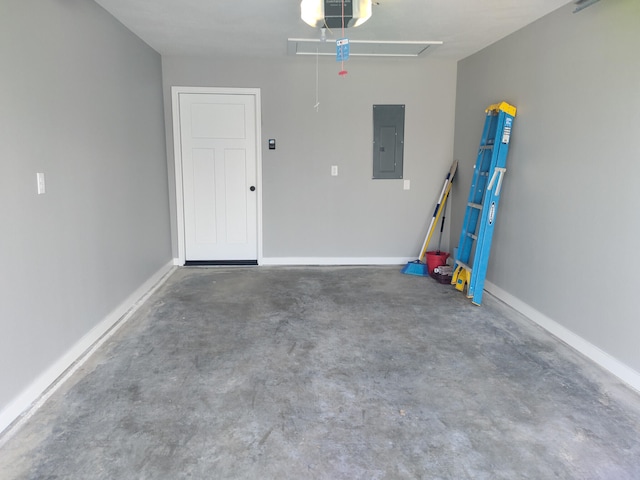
[94,0,571,60]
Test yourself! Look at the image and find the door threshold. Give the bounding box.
[184,260,258,266]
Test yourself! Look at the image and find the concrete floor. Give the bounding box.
[1,266,640,479]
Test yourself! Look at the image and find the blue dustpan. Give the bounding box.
[401,260,428,276]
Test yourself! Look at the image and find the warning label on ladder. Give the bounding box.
[502,117,512,144]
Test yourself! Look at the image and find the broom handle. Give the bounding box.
[418,183,451,262]
[418,161,457,262]
[436,206,446,254]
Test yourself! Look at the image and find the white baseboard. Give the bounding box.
[485,280,640,393]
[261,257,414,266]
[0,261,176,439]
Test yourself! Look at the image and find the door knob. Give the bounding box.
[250,186,256,192]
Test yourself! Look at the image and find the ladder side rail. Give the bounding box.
[467,112,509,295]
[466,111,506,299]
[459,111,501,274]
[454,148,486,267]
[456,206,481,268]
[454,212,475,267]
[471,151,492,205]
[469,167,507,303]
[467,179,503,300]
[454,110,496,266]
[478,108,497,147]
[453,106,509,292]
[467,110,514,304]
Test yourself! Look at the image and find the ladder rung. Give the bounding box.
[468,202,482,209]
[457,261,472,272]
[479,172,489,176]
[479,145,493,150]
[466,232,477,240]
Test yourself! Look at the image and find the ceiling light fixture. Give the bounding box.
[301,0,372,29]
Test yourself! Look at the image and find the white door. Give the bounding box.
[177,91,259,262]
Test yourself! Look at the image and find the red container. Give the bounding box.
[425,251,450,275]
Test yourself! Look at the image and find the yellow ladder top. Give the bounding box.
[486,101,517,117]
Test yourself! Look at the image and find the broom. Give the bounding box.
[401,160,457,276]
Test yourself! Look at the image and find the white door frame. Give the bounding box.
[172,86,263,265]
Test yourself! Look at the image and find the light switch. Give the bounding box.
[37,172,46,194]
[331,165,338,176]
[403,179,410,190]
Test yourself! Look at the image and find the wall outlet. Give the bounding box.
[331,165,338,176]
[403,179,410,190]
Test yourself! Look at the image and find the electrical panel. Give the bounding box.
[373,104,405,179]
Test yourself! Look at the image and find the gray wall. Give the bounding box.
[453,1,640,371]
[162,56,457,259]
[0,0,171,411]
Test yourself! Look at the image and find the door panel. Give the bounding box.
[190,103,246,139]
[192,148,217,245]
[224,149,248,244]
[179,93,257,261]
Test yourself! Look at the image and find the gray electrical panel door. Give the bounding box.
[373,104,404,179]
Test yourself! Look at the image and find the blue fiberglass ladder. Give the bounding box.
[452,102,516,305]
